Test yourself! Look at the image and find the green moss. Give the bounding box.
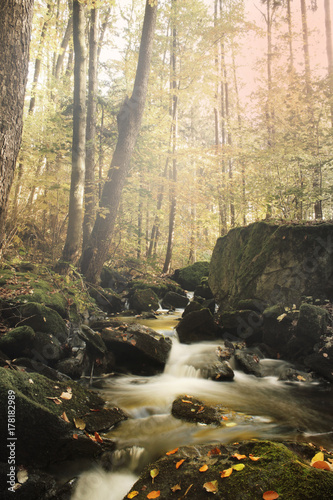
[131,278,184,298]
[19,302,68,339]
[177,261,210,290]
[0,325,35,357]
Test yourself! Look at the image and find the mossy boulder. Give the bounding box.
[0,326,35,358]
[130,288,159,313]
[296,303,328,344]
[126,440,333,500]
[0,367,111,466]
[161,291,189,309]
[18,302,68,341]
[176,308,218,343]
[172,261,210,291]
[218,309,263,341]
[209,221,333,310]
[88,286,123,314]
[130,278,185,299]
[171,395,228,425]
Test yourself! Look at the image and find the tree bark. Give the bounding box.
[60,0,86,265]
[54,8,73,80]
[81,0,158,283]
[83,6,99,249]
[0,0,34,251]
[325,0,333,127]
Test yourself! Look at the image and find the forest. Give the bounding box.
[0,0,332,278]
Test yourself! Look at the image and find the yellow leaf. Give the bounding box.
[232,463,245,471]
[73,417,86,430]
[220,467,233,478]
[199,464,209,472]
[61,411,70,423]
[150,468,159,483]
[127,492,139,499]
[170,484,181,492]
[203,480,218,493]
[147,491,160,499]
[311,451,324,464]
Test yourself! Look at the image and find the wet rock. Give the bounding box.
[182,300,202,317]
[18,302,68,340]
[130,288,159,313]
[262,305,294,352]
[171,261,210,291]
[161,291,189,309]
[304,336,333,382]
[83,407,128,433]
[296,303,328,344]
[101,323,172,375]
[171,395,227,425]
[14,357,71,382]
[56,355,88,379]
[0,326,35,358]
[125,440,333,500]
[78,324,107,357]
[88,287,123,314]
[236,298,267,312]
[194,277,214,300]
[234,347,264,377]
[176,308,218,343]
[219,309,263,342]
[100,266,129,293]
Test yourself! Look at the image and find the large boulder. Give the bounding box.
[161,291,189,309]
[126,440,333,500]
[130,288,159,313]
[101,323,172,375]
[176,308,219,343]
[172,261,210,291]
[209,221,333,310]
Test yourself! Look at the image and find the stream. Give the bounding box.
[71,310,333,500]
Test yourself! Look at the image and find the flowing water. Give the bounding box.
[71,310,333,500]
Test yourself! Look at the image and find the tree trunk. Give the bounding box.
[0,0,34,251]
[83,6,99,249]
[300,0,311,96]
[54,8,73,80]
[60,0,86,265]
[81,0,158,283]
[325,0,333,127]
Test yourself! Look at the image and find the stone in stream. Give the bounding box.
[176,308,219,343]
[125,440,333,500]
[161,291,189,309]
[171,395,228,425]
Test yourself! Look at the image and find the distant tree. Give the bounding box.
[0,0,34,252]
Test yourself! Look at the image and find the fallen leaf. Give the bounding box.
[232,463,245,471]
[17,468,28,484]
[28,378,34,384]
[199,464,209,472]
[61,411,70,423]
[84,431,97,441]
[207,447,221,456]
[176,459,186,469]
[150,468,159,483]
[232,453,247,460]
[327,458,333,464]
[181,399,193,404]
[147,491,160,499]
[127,492,139,498]
[249,454,261,461]
[73,418,86,430]
[203,480,218,493]
[225,422,237,427]
[73,434,78,439]
[311,451,324,464]
[131,339,137,346]
[166,447,178,455]
[60,391,73,400]
[311,461,331,471]
[297,375,306,381]
[170,484,181,492]
[220,467,233,478]
[263,491,279,500]
[46,397,62,405]
[94,431,103,443]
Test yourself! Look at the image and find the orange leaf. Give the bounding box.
[249,454,261,461]
[203,481,218,493]
[232,453,247,460]
[61,411,70,423]
[60,391,73,400]
[207,447,221,456]
[220,467,233,478]
[72,434,78,440]
[199,464,208,472]
[311,461,331,471]
[147,491,160,499]
[263,491,279,500]
[181,399,193,404]
[176,459,186,469]
[166,447,178,455]
[131,339,137,346]
[94,431,103,443]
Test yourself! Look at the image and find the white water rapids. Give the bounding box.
[71,311,333,500]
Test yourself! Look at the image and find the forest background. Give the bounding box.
[3,0,333,277]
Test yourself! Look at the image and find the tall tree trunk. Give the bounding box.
[81,0,158,283]
[0,0,34,251]
[325,0,333,128]
[300,0,311,96]
[54,7,73,80]
[83,6,99,249]
[60,0,87,265]
[163,0,178,275]
[286,0,295,74]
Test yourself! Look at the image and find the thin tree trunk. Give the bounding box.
[60,0,87,265]
[83,6,99,249]
[286,0,294,74]
[81,0,158,283]
[54,8,73,80]
[300,0,311,96]
[0,0,34,251]
[325,0,333,127]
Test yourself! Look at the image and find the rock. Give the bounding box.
[296,303,328,344]
[0,367,108,467]
[130,278,185,299]
[78,325,107,357]
[100,266,129,292]
[236,298,267,312]
[130,288,159,313]
[83,407,128,433]
[209,221,333,310]
[14,357,71,382]
[176,308,218,343]
[218,309,263,341]
[172,261,210,290]
[126,440,333,500]
[88,286,123,314]
[182,300,202,317]
[171,395,228,425]
[262,305,295,352]
[56,356,88,379]
[18,302,68,341]
[0,326,35,358]
[161,291,189,309]
[304,336,333,382]
[101,323,172,375]
[234,347,264,377]
[194,277,214,300]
